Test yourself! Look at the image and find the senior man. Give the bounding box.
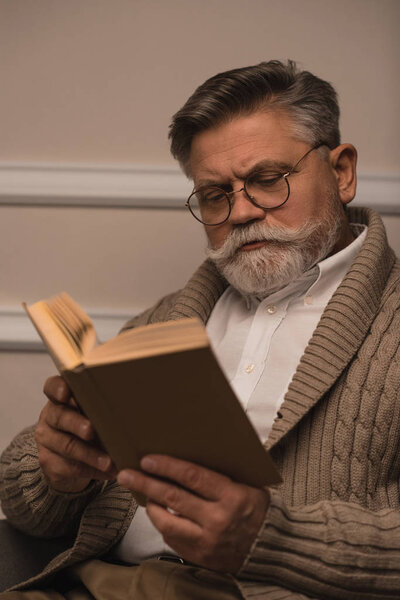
[1,60,400,600]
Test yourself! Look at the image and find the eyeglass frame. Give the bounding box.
[185,142,326,226]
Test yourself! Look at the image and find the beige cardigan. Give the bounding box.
[1,207,400,599]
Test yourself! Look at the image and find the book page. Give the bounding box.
[24,301,82,370]
[24,293,98,371]
[85,318,209,365]
[55,293,98,357]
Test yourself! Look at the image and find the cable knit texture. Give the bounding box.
[1,207,399,599]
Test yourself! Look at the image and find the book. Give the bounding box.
[23,293,281,503]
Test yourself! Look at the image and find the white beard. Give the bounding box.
[205,195,344,298]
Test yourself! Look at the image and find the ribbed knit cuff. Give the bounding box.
[0,426,104,537]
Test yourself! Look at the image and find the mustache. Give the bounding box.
[206,220,318,261]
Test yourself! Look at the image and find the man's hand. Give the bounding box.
[35,375,117,493]
[117,455,269,573]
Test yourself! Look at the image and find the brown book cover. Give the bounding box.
[24,293,281,499]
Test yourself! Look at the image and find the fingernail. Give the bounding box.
[80,423,90,438]
[98,456,111,471]
[141,457,156,471]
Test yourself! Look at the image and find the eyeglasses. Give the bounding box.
[186,143,325,226]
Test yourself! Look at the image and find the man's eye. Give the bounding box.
[250,173,282,187]
[199,189,226,204]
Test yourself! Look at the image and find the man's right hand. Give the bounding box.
[35,375,117,493]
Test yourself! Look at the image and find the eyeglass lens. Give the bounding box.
[188,173,290,225]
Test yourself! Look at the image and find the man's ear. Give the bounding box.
[329,143,357,205]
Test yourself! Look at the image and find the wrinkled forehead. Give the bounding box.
[188,110,305,184]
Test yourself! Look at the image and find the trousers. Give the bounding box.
[1,558,243,600]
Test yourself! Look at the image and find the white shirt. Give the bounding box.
[112,225,367,564]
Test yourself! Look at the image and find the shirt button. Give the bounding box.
[244,363,255,374]
[304,295,314,305]
[266,304,277,314]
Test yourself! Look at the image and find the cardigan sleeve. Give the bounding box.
[0,425,104,538]
[237,487,400,600]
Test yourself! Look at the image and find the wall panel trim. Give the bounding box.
[0,162,399,213]
[0,162,192,208]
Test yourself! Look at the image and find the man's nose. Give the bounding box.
[228,188,266,224]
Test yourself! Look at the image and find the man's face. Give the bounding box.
[188,110,353,296]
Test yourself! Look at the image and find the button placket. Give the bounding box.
[232,297,287,407]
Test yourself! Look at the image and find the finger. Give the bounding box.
[38,445,116,487]
[117,469,207,523]
[140,455,231,501]
[36,422,115,476]
[43,375,71,404]
[44,401,95,442]
[43,377,88,429]
[69,396,80,410]
[146,500,202,552]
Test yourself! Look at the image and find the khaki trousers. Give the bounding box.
[2,558,243,600]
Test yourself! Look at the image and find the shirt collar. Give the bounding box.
[307,224,367,306]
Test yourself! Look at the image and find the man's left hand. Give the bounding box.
[117,455,269,573]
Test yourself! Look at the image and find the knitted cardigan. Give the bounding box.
[1,207,400,600]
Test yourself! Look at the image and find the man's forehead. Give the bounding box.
[188,110,301,182]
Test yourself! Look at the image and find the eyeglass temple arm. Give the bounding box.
[287,142,326,176]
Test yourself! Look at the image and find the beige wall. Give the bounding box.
[1,0,399,171]
[0,205,206,310]
[1,0,399,469]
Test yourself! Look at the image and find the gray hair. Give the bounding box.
[169,60,340,176]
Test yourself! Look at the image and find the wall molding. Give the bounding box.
[0,162,399,213]
[0,162,192,209]
[0,307,138,352]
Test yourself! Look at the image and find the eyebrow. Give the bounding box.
[242,158,293,177]
[195,158,293,188]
